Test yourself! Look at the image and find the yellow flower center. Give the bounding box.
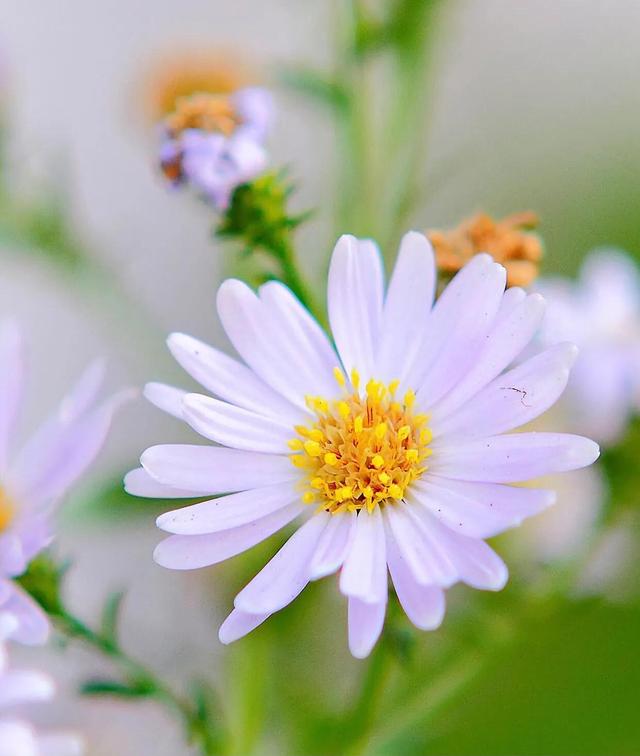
[164,92,242,138]
[289,369,432,514]
[0,487,14,533]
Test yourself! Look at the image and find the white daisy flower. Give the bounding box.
[127,232,599,658]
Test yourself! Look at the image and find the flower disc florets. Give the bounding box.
[290,368,432,514]
[0,488,13,532]
[164,92,242,138]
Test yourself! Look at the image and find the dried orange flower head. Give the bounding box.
[164,93,241,138]
[144,52,254,121]
[427,211,543,288]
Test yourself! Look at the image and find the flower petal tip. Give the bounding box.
[152,539,178,570]
[489,564,509,592]
[574,436,601,468]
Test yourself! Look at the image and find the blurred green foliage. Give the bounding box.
[388,599,640,756]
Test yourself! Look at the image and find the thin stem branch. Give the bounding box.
[55,610,221,756]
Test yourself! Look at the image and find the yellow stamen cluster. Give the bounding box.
[0,487,14,533]
[289,370,432,514]
[164,93,241,138]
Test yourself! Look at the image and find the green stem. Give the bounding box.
[367,532,612,754]
[276,236,325,325]
[332,0,376,241]
[371,646,486,753]
[55,610,220,756]
[342,636,394,756]
[380,0,446,258]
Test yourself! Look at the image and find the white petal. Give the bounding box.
[58,358,106,422]
[0,320,23,472]
[167,332,303,424]
[383,503,457,587]
[0,670,54,707]
[156,481,299,535]
[429,432,600,483]
[409,505,509,590]
[182,393,293,453]
[0,584,49,645]
[308,511,357,580]
[15,391,130,509]
[581,250,640,330]
[258,281,338,397]
[153,501,303,569]
[328,235,384,383]
[412,477,555,539]
[340,507,387,603]
[0,535,26,577]
[234,513,329,613]
[37,733,85,756]
[140,445,297,493]
[0,719,38,756]
[218,608,270,644]
[11,359,107,483]
[569,347,635,444]
[124,467,205,498]
[451,538,509,591]
[415,257,506,406]
[429,293,546,421]
[376,232,435,383]
[348,596,386,659]
[10,515,52,567]
[217,279,336,409]
[144,382,186,419]
[404,255,489,388]
[432,343,578,441]
[496,286,527,317]
[385,527,446,630]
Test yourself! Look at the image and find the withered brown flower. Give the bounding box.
[427,211,543,288]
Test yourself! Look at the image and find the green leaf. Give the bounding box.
[16,554,67,616]
[100,590,126,646]
[188,681,227,754]
[81,678,156,698]
[277,67,349,112]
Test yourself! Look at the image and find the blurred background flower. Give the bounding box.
[537,250,640,445]
[0,615,84,756]
[158,86,273,208]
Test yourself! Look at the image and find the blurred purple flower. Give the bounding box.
[0,614,84,755]
[159,86,273,209]
[537,250,640,445]
[0,322,127,645]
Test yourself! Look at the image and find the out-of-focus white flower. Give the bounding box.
[128,232,599,658]
[0,615,83,756]
[0,322,127,645]
[510,464,605,564]
[159,87,273,209]
[537,250,640,445]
